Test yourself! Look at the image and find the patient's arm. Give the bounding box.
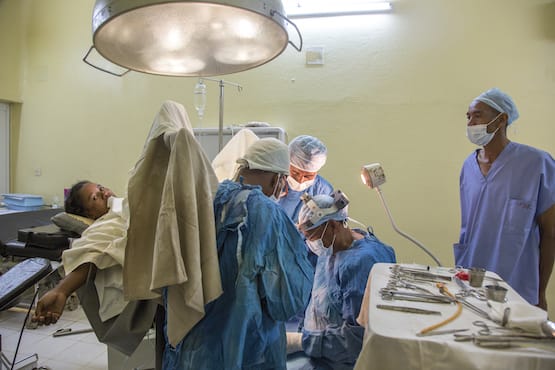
[32,262,96,325]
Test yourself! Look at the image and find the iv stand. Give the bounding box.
[197,78,243,152]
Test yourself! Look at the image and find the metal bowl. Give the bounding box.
[484,285,508,302]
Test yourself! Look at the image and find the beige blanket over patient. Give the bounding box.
[62,197,128,322]
[123,100,222,346]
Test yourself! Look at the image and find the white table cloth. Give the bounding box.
[354,263,555,370]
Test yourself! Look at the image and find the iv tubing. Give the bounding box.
[375,186,443,266]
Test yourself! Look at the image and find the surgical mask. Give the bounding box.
[269,174,283,203]
[287,176,315,192]
[466,113,502,146]
[306,222,334,256]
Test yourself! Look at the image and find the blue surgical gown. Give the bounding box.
[280,175,333,332]
[279,174,334,268]
[454,142,555,304]
[302,230,396,369]
[163,180,314,370]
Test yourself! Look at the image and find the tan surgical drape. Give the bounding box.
[124,101,222,346]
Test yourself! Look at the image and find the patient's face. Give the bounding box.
[79,182,115,219]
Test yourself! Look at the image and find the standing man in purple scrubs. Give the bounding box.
[455,87,555,310]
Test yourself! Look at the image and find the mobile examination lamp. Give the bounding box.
[360,163,442,266]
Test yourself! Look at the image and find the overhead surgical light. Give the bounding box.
[85,0,302,77]
[361,163,443,266]
[284,0,392,19]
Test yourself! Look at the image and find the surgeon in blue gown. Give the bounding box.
[280,136,334,332]
[279,135,334,224]
[287,191,396,370]
[163,138,314,370]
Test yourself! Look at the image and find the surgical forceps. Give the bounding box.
[453,321,524,341]
[384,279,436,295]
[454,277,487,301]
[380,288,455,304]
[389,269,451,285]
[456,290,487,301]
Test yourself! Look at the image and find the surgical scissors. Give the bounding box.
[454,321,524,341]
[473,320,498,335]
[472,320,525,335]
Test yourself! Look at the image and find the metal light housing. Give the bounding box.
[91,0,291,76]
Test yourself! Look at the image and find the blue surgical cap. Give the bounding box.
[298,193,348,232]
[474,88,519,125]
[289,135,327,172]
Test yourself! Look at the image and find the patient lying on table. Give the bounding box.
[32,180,126,326]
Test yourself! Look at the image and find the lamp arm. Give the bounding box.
[375,186,442,266]
[271,10,303,52]
[82,46,130,77]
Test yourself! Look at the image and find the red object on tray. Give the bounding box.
[455,270,469,281]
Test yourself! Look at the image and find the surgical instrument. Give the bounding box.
[389,266,451,283]
[377,304,441,315]
[457,296,494,322]
[454,333,551,342]
[416,328,469,337]
[52,327,94,337]
[454,277,487,301]
[475,337,555,351]
[472,320,519,335]
[380,289,455,304]
[384,279,436,295]
[472,320,524,335]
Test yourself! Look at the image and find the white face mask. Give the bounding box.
[466,113,502,146]
[306,222,334,256]
[287,176,315,192]
[269,174,283,203]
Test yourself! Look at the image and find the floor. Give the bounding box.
[1,304,307,370]
[0,260,302,370]
[1,304,310,370]
[0,305,108,370]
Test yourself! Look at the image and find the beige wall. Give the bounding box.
[0,0,24,101]
[1,0,554,316]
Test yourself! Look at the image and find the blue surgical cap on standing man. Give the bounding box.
[474,87,520,125]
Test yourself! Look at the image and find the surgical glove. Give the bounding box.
[286,332,303,354]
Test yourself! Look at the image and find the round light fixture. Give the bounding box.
[91,0,293,76]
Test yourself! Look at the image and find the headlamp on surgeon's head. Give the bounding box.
[298,190,349,233]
